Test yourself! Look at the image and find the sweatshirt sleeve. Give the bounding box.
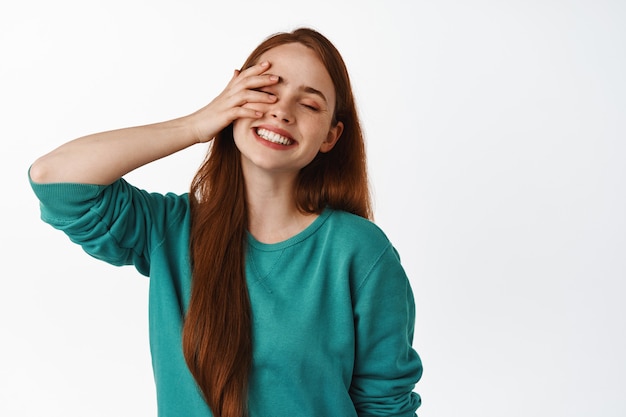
[350,243,423,416]
[29,172,186,276]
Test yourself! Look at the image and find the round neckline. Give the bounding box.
[247,208,333,251]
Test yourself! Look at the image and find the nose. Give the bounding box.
[269,99,293,124]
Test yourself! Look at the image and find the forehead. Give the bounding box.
[259,43,336,103]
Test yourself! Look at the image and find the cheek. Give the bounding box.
[232,120,248,144]
[305,119,333,142]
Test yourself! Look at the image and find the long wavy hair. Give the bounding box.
[182,28,372,417]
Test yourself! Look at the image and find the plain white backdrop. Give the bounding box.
[1,0,625,416]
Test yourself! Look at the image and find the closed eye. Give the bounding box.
[301,103,320,112]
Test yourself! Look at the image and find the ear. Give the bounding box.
[319,121,344,153]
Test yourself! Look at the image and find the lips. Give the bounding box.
[255,127,294,146]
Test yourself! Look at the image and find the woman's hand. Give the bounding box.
[187,61,279,143]
[29,63,279,185]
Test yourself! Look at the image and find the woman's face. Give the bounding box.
[233,42,343,177]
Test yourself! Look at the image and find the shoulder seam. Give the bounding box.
[149,193,189,257]
[354,241,393,294]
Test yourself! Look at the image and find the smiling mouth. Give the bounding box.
[256,128,294,146]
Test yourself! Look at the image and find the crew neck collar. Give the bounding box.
[247,207,333,251]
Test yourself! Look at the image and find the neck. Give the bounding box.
[243,167,317,244]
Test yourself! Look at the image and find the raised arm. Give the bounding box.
[29,61,279,185]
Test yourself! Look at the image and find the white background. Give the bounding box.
[1,0,625,416]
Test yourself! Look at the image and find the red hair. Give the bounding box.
[183,28,371,417]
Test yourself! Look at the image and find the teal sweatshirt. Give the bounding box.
[30,176,422,416]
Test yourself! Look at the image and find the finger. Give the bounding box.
[227,66,277,94]
[236,89,277,106]
[238,60,271,77]
[228,62,269,87]
[228,106,264,120]
[236,73,280,92]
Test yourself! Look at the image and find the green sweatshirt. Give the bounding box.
[30,176,422,416]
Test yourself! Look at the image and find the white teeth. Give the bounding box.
[256,128,293,145]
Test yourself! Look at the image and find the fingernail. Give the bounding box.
[260,61,269,67]
[255,111,263,117]
[269,75,279,81]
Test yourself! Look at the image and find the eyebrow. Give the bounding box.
[273,75,329,104]
[302,86,328,104]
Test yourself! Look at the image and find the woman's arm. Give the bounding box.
[30,61,278,185]
[351,244,422,416]
[30,118,199,185]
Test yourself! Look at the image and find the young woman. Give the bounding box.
[29,28,422,417]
